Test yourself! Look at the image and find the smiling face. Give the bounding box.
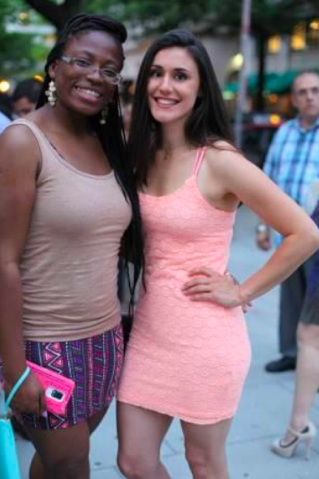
[147,47,201,127]
[49,30,123,117]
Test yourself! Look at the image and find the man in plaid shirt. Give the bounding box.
[256,71,319,373]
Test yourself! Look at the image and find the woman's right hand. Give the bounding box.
[4,373,46,417]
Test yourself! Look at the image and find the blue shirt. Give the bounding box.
[0,112,10,134]
[263,117,319,244]
[263,117,319,207]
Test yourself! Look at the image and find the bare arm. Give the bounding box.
[255,136,278,251]
[183,148,319,307]
[221,152,319,301]
[0,125,45,414]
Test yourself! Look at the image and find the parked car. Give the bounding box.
[241,113,285,169]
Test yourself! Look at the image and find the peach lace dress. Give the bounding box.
[118,148,251,424]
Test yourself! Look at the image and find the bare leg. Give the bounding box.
[281,323,319,444]
[29,454,43,479]
[181,417,233,479]
[87,406,109,434]
[29,407,108,479]
[117,401,173,479]
[26,421,90,479]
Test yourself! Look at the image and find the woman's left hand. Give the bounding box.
[181,267,245,308]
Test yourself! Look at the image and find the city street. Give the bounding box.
[16,206,319,479]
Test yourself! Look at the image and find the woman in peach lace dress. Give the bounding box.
[117,30,319,479]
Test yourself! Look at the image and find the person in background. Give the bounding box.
[0,110,10,133]
[116,30,319,479]
[11,78,43,118]
[271,191,319,459]
[257,71,319,373]
[271,178,319,459]
[0,14,143,479]
[0,92,12,132]
[0,92,13,124]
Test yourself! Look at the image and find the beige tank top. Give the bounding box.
[11,119,131,342]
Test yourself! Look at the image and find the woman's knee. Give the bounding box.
[185,450,206,478]
[117,451,142,478]
[36,439,89,479]
[117,451,158,479]
[43,455,89,479]
[297,323,319,349]
[185,448,227,479]
[26,420,91,479]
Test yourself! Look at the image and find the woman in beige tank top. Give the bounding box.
[0,14,143,479]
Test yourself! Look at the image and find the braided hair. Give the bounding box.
[37,14,144,311]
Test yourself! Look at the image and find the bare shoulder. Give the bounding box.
[0,124,40,173]
[205,141,250,178]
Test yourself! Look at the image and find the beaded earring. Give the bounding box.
[45,80,57,107]
[100,105,108,125]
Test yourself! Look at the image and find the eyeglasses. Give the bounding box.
[60,55,123,85]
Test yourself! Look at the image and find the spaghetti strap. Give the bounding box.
[192,147,207,176]
[7,118,47,146]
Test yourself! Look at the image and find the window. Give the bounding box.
[268,35,281,54]
[308,19,319,47]
[290,19,319,51]
[291,22,306,50]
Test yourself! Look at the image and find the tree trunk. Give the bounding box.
[23,0,86,30]
[255,33,267,112]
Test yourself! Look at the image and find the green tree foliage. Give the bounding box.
[84,0,316,35]
[23,0,86,30]
[85,0,211,32]
[0,0,41,77]
[19,0,319,36]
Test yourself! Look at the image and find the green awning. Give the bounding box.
[224,69,319,95]
[265,70,297,93]
[224,73,278,94]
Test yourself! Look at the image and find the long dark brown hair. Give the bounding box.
[128,29,234,187]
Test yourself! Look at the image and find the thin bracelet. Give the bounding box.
[5,366,31,409]
[238,287,247,306]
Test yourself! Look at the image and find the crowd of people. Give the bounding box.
[0,12,319,479]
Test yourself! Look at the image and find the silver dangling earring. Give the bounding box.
[45,80,57,107]
[100,105,108,125]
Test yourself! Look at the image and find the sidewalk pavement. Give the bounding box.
[16,206,319,479]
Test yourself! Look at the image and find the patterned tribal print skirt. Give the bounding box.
[20,324,123,430]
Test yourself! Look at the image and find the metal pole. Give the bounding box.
[234,0,252,148]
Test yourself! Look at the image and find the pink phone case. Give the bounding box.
[26,361,75,416]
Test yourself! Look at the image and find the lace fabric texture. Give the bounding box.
[118,149,251,424]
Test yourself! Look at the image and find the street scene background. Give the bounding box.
[0,1,318,478]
